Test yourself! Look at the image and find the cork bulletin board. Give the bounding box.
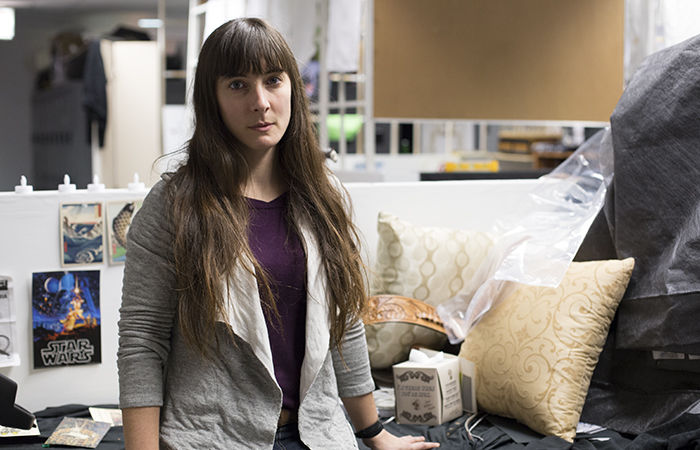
[374,0,624,122]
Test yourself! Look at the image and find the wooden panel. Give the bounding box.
[374,0,624,121]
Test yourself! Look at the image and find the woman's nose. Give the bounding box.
[252,82,270,112]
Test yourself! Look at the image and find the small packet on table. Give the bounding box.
[44,417,110,448]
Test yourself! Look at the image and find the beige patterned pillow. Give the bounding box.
[460,258,635,442]
[371,212,493,307]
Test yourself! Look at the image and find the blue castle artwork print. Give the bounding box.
[31,270,101,368]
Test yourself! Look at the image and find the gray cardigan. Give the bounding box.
[117,180,375,449]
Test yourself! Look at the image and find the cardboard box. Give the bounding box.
[393,349,475,426]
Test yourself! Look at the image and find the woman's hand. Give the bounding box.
[340,393,439,448]
[363,429,440,449]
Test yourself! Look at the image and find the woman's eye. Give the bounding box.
[229,80,246,90]
[267,76,282,86]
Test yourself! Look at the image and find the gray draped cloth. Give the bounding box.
[576,34,700,434]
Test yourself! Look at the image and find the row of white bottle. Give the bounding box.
[13,174,146,194]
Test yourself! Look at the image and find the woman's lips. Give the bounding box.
[250,122,273,132]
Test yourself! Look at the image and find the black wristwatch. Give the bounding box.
[354,420,384,439]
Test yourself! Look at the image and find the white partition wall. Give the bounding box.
[0,188,146,412]
[0,179,536,411]
[346,180,536,265]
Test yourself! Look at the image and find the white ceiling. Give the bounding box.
[0,0,188,12]
[1,0,154,8]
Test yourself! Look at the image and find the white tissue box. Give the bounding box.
[393,348,475,426]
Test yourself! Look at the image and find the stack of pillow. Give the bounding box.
[366,211,635,442]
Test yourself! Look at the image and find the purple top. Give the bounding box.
[247,193,307,411]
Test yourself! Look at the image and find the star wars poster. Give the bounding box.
[32,271,101,368]
[106,201,141,265]
[60,202,104,266]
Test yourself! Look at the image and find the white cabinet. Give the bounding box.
[95,40,162,188]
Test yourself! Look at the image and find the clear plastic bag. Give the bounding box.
[437,129,614,343]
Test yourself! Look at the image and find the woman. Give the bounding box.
[117,18,439,450]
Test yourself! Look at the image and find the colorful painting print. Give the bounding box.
[31,271,101,368]
[106,201,141,265]
[60,203,104,266]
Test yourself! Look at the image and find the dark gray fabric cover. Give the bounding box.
[576,34,700,434]
[608,33,700,353]
[576,32,700,434]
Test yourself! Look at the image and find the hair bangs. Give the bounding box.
[216,21,289,78]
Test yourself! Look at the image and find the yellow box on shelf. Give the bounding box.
[443,160,499,172]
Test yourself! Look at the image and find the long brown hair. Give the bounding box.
[169,18,366,357]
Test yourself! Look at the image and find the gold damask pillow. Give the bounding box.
[371,212,493,307]
[459,258,635,442]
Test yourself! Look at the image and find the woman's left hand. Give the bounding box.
[362,429,440,449]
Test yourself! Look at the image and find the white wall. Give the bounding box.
[0,179,536,412]
[0,188,145,412]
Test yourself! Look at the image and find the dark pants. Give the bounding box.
[273,423,310,450]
